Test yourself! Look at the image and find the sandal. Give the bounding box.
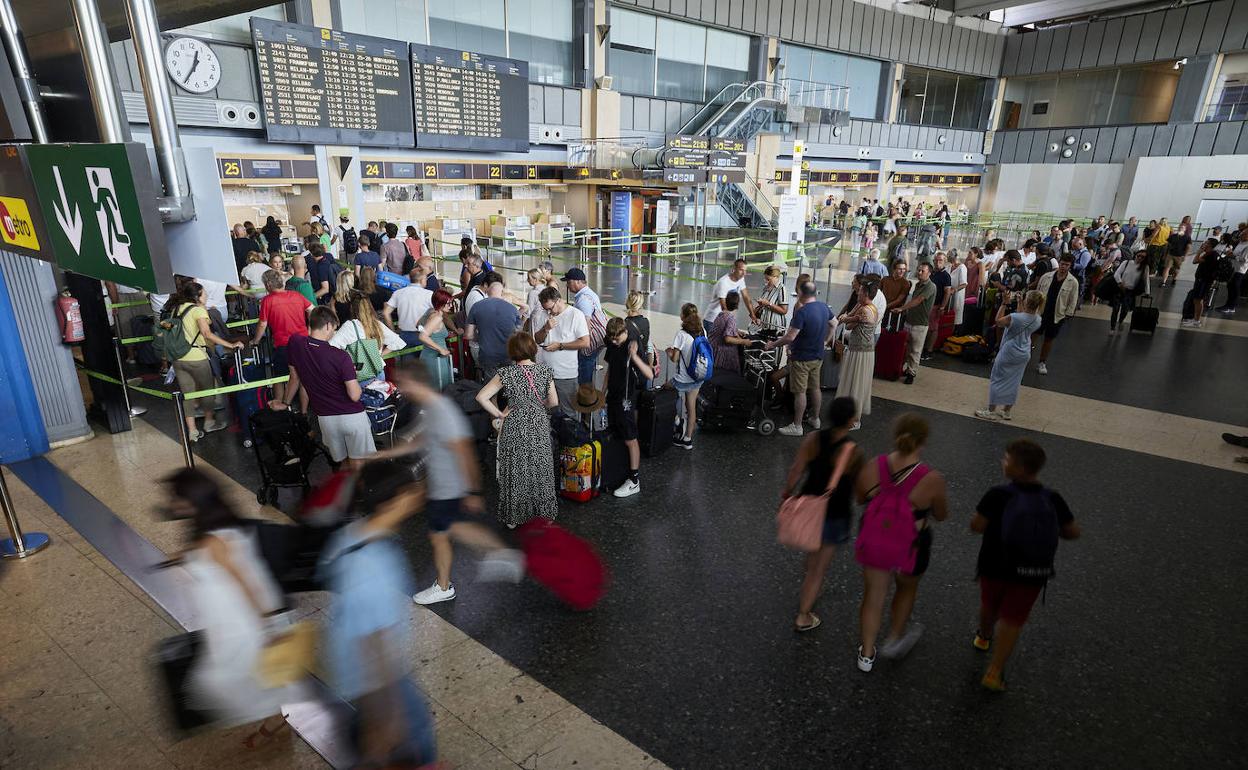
[981,670,1007,692]
[795,613,822,632]
[242,719,289,750]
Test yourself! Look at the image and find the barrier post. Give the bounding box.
[111,335,145,418]
[172,391,196,469]
[0,465,50,559]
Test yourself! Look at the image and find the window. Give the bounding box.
[608,8,656,96]
[1000,61,1180,129]
[898,66,988,129]
[656,18,705,101]
[428,0,507,57]
[608,8,749,102]
[778,42,884,120]
[1206,52,1248,122]
[508,0,574,85]
[339,0,426,45]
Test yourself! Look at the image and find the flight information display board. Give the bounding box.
[251,18,415,147]
[410,44,529,153]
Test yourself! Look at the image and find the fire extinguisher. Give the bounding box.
[56,291,85,344]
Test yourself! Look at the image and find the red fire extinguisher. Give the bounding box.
[56,291,84,344]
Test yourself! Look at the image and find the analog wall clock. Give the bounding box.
[165,36,221,94]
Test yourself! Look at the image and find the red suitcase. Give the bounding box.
[934,309,957,349]
[517,518,609,610]
[874,328,909,381]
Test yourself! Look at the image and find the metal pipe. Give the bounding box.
[0,465,50,559]
[0,0,49,142]
[70,0,129,144]
[122,0,194,222]
[172,391,195,468]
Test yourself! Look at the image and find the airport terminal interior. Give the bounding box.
[0,0,1245,768]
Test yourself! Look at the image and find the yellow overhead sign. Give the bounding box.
[0,195,40,251]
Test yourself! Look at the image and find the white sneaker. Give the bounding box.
[856,645,875,673]
[879,622,924,660]
[1037,362,1049,375]
[476,549,525,584]
[809,418,821,430]
[778,423,804,437]
[613,478,641,498]
[1181,319,1195,327]
[974,409,1001,421]
[412,581,456,605]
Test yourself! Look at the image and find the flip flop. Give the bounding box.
[795,613,822,633]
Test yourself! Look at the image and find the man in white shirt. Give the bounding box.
[383,282,433,350]
[532,286,589,417]
[703,258,756,333]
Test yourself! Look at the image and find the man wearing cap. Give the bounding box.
[562,268,606,385]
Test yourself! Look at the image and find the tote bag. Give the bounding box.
[776,440,856,552]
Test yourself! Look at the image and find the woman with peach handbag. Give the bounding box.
[777,397,863,632]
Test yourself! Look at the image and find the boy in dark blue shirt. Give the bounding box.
[971,439,1080,692]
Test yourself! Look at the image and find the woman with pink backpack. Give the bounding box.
[852,413,949,672]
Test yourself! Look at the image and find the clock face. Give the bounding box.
[165,37,221,94]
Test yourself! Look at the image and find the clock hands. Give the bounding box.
[182,49,202,85]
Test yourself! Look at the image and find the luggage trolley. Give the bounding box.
[360,383,402,448]
[742,333,782,437]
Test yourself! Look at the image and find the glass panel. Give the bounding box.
[810,49,848,88]
[897,68,927,125]
[656,17,706,101]
[1007,74,1058,129]
[951,75,986,129]
[920,69,959,127]
[780,44,813,82]
[705,28,750,98]
[428,0,506,56]
[846,56,884,119]
[611,8,656,49]
[174,3,284,42]
[610,47,655,95]
[1050,69,1116,127]
[339,0,427,43]
[508,0,573,85]
[1207,52,1248,120]
[1108,62,1179,125]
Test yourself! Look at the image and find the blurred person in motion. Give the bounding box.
[163,468,305,746]
[853,413,949,673]
[476,332,560,527]
[370,364,524,606]
[318,460,437,766]
[780,397,862,632]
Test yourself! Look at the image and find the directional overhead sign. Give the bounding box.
[0,145,52,261]
[23,143,173,292]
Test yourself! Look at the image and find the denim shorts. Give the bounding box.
[674,380,701,394]
[823,515,851,545]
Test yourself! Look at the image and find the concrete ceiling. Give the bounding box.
[954,0,1172,26]
[9,0,276,40]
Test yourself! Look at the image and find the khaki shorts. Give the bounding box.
[1167,254,1186,273]
[788,358,823,393]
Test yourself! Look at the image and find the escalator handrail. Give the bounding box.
[678,80,787,136]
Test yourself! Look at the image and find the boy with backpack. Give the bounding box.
[970,439,1081,692]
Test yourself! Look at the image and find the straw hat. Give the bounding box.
[571,384,606,414]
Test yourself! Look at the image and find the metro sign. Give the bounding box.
[0,196,40,251]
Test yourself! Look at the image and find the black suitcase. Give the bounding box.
[1130,295,1159,335]
[698,371,755,430]
[637,387,678,457]
[821,345,840,391]
[959,302,986,337]
[131,315,161,366]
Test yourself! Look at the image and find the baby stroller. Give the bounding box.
[360,381,402,448]
[249,409,328,506]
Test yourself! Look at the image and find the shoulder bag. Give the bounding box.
[776,440,856,552]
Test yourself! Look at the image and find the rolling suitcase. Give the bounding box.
[1130,295,1159,335]
[637,387,678,458]
[559,440,601,502]
[226,349,268,447]
[874,328,908,381]
[958,302,985,337]
[697,371,755,431]
[821,343,840,390]
[934,309,957,349]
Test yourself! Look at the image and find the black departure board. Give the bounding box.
[410,44,529,153]
[251,18,415,147]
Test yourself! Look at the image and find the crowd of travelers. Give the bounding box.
[135,202,1245,764]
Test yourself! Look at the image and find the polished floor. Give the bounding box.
[8,246,1247,768]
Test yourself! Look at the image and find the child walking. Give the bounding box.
[970,439,1081,691]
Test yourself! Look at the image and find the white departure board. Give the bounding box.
[251,18,415,147]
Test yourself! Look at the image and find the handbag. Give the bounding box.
[776,440,856,552]
[156,631,212,732]
[347,321,384,380]
[256,619,316,688]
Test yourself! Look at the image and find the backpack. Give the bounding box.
[581,303,607,357]
[340,226,358,255]
[854,456,929,573]
[999,483,1060,581]
[684,334,714,383]
[152,304,200,361]
[1215,253,1236,283]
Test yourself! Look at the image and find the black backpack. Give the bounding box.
[341,227,359,255]
[1000,484,1060,581]
[1215,253,1235,283]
